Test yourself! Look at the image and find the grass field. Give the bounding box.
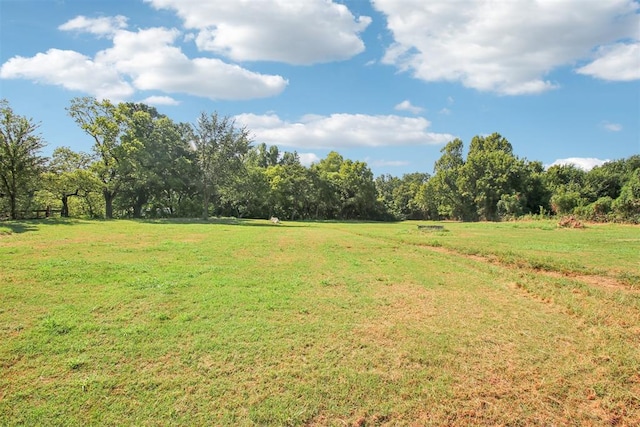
[1,218,639,425]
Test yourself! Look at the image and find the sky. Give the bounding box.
[1,0,639,177]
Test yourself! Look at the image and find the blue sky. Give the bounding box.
[1,0,639,176]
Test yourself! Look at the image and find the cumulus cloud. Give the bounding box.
[97,27,288,100]
[298,152,321,166]
[549,157,609,171]
[144,0,371,64]
[576,43,640,81]
[0,21,288,101]
[394,100,423,114]
[234,113,455,149]
[0,48,134,100]
[141,95,180,106]
[59,15,128,37]
[601,121,623,132]
[373,0,639,95]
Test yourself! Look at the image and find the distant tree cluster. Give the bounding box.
[1,98,638,223]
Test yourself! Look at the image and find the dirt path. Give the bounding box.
[422,244,640,294]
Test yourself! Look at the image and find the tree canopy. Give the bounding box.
[1,98,638,223]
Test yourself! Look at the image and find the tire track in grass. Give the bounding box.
[324,224,640,425]
[335,225,639,294]
[423,245,640,294]
[318,224,639,425]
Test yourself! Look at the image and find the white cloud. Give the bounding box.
[373,0,639,95]
[0,48,134,100]
[0,23,288,101]
[144,0,371,65]
[141,95,180,106]
[438,108,451,115]
[394,100,423,114]
[98,27,288,100]
[298,152,321,166]
[576,43,640,81]
[234,113,455,149]
[59,15,128,37]
[549,157,609,171]
[601,121,623,132]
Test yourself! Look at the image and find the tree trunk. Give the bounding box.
[61,195,69,217]
[202,182,209,220]
[9,193,17,220]
[104,189,114,219]
[132,190,148,219]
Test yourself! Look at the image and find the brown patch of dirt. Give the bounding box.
[423,244,639,294]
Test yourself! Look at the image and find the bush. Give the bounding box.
[574,196,614,222]
[550,190,585,215]
[612,170,640,222]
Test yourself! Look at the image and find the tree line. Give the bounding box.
[1,98,638,222]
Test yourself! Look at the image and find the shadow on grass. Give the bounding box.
[139,217,288,227]
[140,217,403,227]
[0,221,39,234]
[0,218,84,234]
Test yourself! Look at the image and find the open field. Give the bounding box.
[1,219,639,425]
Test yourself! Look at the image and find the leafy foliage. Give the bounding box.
[1,98,638,223]
[0,99,47,219]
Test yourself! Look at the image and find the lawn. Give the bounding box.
[1,218,639,425]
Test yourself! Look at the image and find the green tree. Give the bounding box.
[219,164,269,218]
[544,164,586,194]
[375,174,402,219]
[42,147,97,217]
[0,99,47,219]
[311,152,343,219]
[116,104,195,218]
[67,97,131,219]
[192,112,251,219]
[520,160,550,216]
[427,138,474,220]
[460,133,523,221]
[248,143,280,168]
[336,159,378,219]
[395,172,430,219]
[544,164,588,215]
[264,161,313,220]
[613,169,640,221]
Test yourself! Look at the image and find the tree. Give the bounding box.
[192,112,251,219]
[375,174,402,219]
[0,99,46,219]
[393,172,431,219]
[115,104,195,218]
[460,133,523,220]
[613,169,640,221]
[311,152,343,219]
[67,97,130,219]
[544,164,587,215]
[265,161,313,220]
[520,160,550,215]
[42,147,97,217]
[427,138,474,220]
[219,164,269,218]
[336,159,378,219]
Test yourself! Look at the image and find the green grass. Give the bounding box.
[1,218,639,425]
[346,220,640,284]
